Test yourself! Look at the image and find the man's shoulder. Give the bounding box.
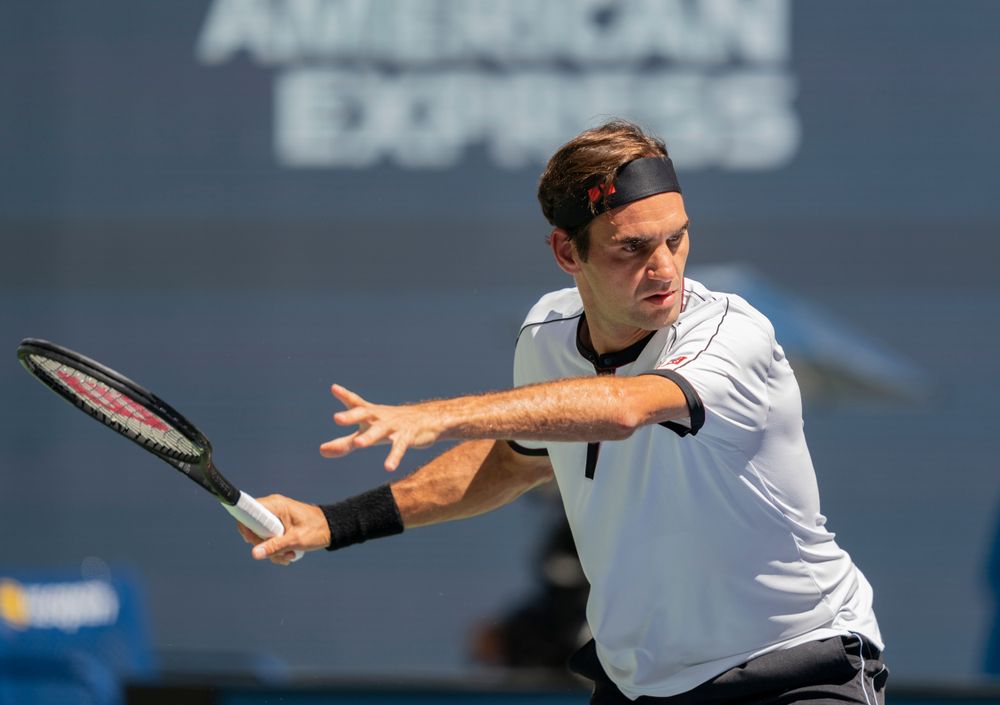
[673,279,777,362]
[518,288,584,335]
[680,279,774,336]
[513,288,587,386]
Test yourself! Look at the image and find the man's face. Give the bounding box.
[554,192,689,351]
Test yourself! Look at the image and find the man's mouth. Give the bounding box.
[644,290,677,306]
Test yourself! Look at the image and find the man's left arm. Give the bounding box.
[320,376,690,471]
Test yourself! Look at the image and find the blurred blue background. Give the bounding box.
[1,0,998,696]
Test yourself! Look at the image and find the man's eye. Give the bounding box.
[623,243,639,253]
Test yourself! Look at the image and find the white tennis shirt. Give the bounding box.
[511,279,882,700]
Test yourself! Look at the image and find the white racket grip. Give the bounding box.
[224,491,304,562]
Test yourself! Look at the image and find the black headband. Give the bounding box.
[552,156,682,231]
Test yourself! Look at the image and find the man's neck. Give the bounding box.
[579,316,654,356]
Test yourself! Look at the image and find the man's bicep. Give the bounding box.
[652,308,776,440]
[632,370,705,433]
[497,439,555,488]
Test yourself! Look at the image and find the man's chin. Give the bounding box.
[633,308,680,332]
[640,292,681,315]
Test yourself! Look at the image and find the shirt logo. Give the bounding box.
[664,356,687,366]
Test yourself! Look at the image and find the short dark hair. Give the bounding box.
[537,119,669,261]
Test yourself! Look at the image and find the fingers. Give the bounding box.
[252,535,291,561]
[353,424,391,448]
[269,551,298,566]
[331,384,368,409]
[320,422,394,457]
[329,387,394,438]
[238,523,293,564]
[323,384,427,471]
[320,431,362,458]
[385,437,409,472]
[251,536,299,565]
[241,498,332,564]
[321,428,411,469]
[324,385,389,456]
[237,521,262,545]
[334,406,377,427]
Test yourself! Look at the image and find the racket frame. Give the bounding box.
[17,338,240,505]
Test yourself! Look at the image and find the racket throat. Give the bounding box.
[202,459,241,505]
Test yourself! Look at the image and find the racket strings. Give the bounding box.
[28,355,203,461]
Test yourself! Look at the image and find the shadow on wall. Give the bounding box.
[984,513,1000,675]
[688,264,932,407]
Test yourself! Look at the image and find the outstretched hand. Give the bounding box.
[319,384,446,471]
[237,494,331,565]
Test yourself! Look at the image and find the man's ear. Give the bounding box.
[551,228,582,275]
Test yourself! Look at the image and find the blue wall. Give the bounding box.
[1,0,998,685]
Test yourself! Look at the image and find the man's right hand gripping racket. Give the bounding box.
[17,338,303,562]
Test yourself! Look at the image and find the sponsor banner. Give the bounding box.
[197,0,799,171]
[0,578,119,634]
[0,565,156,678]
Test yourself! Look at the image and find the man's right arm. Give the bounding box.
[392,439,554,528]
[238,439,554,563]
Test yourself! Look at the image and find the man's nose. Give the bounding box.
[647,245,676,280]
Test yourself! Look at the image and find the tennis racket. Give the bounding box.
[17,338,303,562]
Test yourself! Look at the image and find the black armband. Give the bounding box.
[318,484,404,552]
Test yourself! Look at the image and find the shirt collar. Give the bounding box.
[575,315,656,372]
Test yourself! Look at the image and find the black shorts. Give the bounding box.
[569,635,888,705]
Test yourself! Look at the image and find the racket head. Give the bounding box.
[16,339,235,500]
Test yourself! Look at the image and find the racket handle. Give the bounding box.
[224,491,305,562]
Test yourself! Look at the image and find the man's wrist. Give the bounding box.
[318,484,405,551]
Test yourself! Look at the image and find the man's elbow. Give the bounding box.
[610,377,688,438]
[608,409,644,440]
[611,396,677,439]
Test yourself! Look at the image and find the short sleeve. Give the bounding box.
[651,298,774,452]
[508,317,553,453]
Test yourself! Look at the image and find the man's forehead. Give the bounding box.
[604,192,687,231]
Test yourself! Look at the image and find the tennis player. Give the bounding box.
[239,120,887,705]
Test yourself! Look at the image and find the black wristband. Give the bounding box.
[318,484,405,552]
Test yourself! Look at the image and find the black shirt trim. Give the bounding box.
[574,316,658,481]
[575,315,656,372]
[506,440,549,456]
[516,312,583,346]
[584,442,600,480]
[642,369,706,437]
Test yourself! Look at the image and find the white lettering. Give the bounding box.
[196,0,273,65]
[200,0,798,171]
[275,68,799,170]
[198,0,790,66]
[710,71,799,169]
[24,580,119,633]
